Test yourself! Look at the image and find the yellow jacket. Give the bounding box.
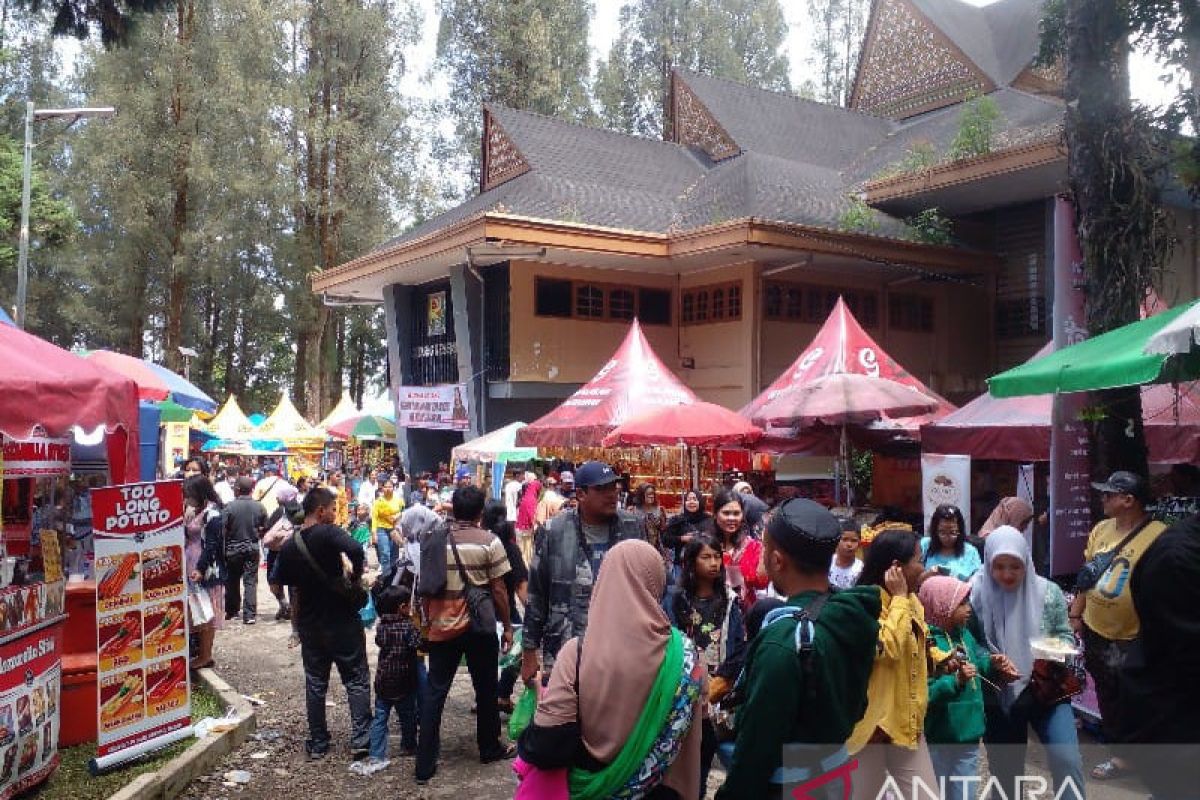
[847,589,934,752]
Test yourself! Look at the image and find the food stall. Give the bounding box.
[257,395,326,478]
[0,321,141,785]
[516,321,765,511]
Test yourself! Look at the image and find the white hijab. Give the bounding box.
[969,525,1047,710]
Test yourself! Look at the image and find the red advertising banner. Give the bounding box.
[0,621,63,800]
[1049,196,1094,576]
[0,436,71,479]
[90,481,191,767]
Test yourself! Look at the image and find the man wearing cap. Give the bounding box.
[1069,470,1165,781]
[717,499,880,800]
[519,461,647,683]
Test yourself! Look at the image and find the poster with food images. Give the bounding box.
[0,621,62,800]
[91,481,191,764]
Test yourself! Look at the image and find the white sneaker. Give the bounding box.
[349,757,390,776]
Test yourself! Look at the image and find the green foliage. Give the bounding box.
[806,0,868,105]
[948,94,1001,161]
[873,140,937,180]
[594,0,791,138]
[837,196,880,234]
[434,0,592,191]
[10,0,173,45]
[906,208,954,246]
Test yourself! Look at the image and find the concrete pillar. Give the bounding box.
[449,262,485,439]
[382,282,414,471]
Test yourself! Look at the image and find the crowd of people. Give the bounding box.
[173,453,1200,800]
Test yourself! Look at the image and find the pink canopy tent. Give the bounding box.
[742,297,955,454]
[0,323,140,482]
[922,341,1200,463]
[516,320,698,447]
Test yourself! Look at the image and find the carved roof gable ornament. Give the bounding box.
[670,74,741,162]
[850,0,994,120]
[481,109,530,192]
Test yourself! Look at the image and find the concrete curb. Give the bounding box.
[107,668,257,800]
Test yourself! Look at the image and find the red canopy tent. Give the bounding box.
[921,341,1200,463]
[0,323,140,482]
[516,320,699,447]
[741,297,955,453]
[601,401,763,448]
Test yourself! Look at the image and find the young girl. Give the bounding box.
[919,575,993,800]
[665,532,745,799]
[829,521,863,589]
[849,529,939,799]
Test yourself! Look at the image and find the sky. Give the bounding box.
[398,0,1176,109]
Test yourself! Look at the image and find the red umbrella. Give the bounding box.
[755,372,941,428]
[601,401,764,448]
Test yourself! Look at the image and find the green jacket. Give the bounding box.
[716,587,880,800]
[924,624,991,744]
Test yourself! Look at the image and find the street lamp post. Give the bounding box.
[15,102,115,329]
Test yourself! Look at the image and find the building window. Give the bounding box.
[534,277,671,324]
[609,288,635,320]
[764,281,879,326]
[996,296,1046,339]
[638,288,672,325]
[681,281,741,326]
[535,277,572,317]
[889,293,934,332]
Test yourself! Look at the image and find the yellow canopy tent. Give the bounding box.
[202,395,257,437]
[318,391,359,431]
[258,394,326,451]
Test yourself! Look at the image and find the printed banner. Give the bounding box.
[90,481,190,763]
[1050,196,1093,577]
[160,423,189,478]
[0,436,71,479]
[396,385,470,431]
[920,453,971,533]
[427,291,447,337]
[0,620,63,800]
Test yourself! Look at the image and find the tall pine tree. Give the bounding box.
[594,0,790,138]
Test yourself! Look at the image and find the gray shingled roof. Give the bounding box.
[910,0,1043,87]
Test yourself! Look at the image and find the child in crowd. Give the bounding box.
[664,532,745,799]
[918,575,993,800]
[829,519,863,589]
[348,504,372,564]
[354,571,422,776]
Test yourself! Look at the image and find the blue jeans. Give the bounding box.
[929,743,981,800]
[368,661,427,759]
[985,697,1086,799]
[374,528,394,571]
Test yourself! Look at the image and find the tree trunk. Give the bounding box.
[126,257,149,356]
[163,0,196,373]
[1065,0,1149,478]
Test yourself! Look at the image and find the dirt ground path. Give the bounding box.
[181,562,1151,800]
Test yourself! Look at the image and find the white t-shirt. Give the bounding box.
[828,556,863,590]
[357,479,377,508]
[213,479,235,506]
[503,480,522,522]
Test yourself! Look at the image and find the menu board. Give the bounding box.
[0,620,62,800]
[90,481,191,767]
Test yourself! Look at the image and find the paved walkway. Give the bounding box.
[181,563,1152,799]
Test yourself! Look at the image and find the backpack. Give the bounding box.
[415,519,450,598]
[262,500,303,552]
[760,593,832,703]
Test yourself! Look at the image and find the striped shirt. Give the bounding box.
[426,522,510,641]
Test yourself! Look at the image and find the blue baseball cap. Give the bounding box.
[573,461,618,489]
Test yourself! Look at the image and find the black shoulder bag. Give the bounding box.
[293,527,369,610]
[1075,518,1155,591]
[448,529,497,636]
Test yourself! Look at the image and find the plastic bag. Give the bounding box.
[508,682,537,740]
[188,588,215,626]
[359,592,377,629]
[499,627,523,670]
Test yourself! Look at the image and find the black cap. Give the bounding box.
[1092,471,1149,502]
[573,461,618,489]
[767,499,843,568]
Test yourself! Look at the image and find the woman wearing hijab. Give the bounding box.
[516,539,706,800]
[516,472,542,568]
[663,490,711,569]
[975,497,1033,542]
[970,526,1085,796]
